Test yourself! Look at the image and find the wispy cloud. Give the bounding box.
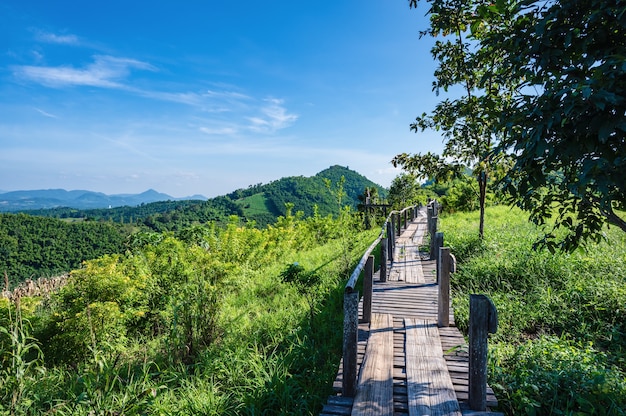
[195,97,298,137]
[199,126,239,136]
[247,98,298,133]
[13,55,157,88]
[34,30,80,45]
[34,107,58,118]
[205,89,251,100]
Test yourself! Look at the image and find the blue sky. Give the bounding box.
[1,0,445,198]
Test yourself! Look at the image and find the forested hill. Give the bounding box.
[18,165,387,230]
[225,165,387,226]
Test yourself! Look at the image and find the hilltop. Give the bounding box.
[11,166,387,229]
[0,188,206,211]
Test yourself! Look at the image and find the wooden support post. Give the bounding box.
[429,215,439,260]
[342,290,360,397]
[434,232,444,267]
[396,213,401,236]
[381,238,388,282]
[469,294,498,411]
[427,204,433,253]
[403,210,408,229]
[362,256,374,324]
[386,221,394,262]
[427,203,433,226]
[438,247,455,327]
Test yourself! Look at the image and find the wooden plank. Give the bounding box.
[324,215,498,414]
[405,318,462,416]
[351,313,395,416]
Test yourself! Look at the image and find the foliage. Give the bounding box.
[0,300,45,415]
[492,337,626,415]
[394,0,518,238]
[17,165,387,231]
[0,206,378,414]
[487,0,626,251]
[0,213,126,288]
[387,172,436,210]
[1,166,388,287]
[280,263,322,327]
[441,206,626,414]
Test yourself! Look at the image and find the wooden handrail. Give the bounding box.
[342,203,420,397]
[344,205,419,293]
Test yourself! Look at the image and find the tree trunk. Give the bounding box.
[478,171,487,239]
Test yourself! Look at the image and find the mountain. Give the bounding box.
[6,166,387,229]
[0,188,207,212]
[226,165,388,226]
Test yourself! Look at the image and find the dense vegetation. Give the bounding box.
[20,166,387,230]
[0,214,127,289]
[441,206,626,414]
[0,206,378,415]
[1,166,387,288]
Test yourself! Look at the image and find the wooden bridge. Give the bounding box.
[320,205,501,416]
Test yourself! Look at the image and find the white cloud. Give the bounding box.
[199,126,238,135]
[34,107,58,118]
[35,30,80,45]
[247,98,298,133]
[13,55,157,88]
[205,89,251,100]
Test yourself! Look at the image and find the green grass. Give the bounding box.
[237,192,274,217]
[0,212,377,415]
[440,206,626,415]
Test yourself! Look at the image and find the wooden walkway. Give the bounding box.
[321,212,499,415]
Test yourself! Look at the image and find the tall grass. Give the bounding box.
[441,206,626,415]
[0,211,376,414]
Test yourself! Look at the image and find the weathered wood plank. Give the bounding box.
[405,318,462,416]
[325,214,498,414]
[351,313,395,416]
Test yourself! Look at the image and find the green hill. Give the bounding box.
[0,165,386,288]
[229,165,388,226]
[20,166,387,229]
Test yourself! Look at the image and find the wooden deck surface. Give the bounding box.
[320,212,499,416]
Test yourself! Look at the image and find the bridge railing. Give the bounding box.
[342,204,420,397]
[341,200,498,411]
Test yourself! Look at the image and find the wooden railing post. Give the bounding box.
[362,256,374,324]
[427,204,433,234]
[342,290,359,397]
[434,232,444,267]
[429,214,439,260]
[386,221,394,263]
[469,294,498,411]
[438,248,456,327]
[396,212,401,236]
[381,238,388,282]
[403,209,408,229]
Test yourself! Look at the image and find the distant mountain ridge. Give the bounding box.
[0,188,207,212]
[3,166,387,228]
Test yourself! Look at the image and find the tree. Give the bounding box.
[393,0,516,238]
[489,0,626,251]
[388,173,426,209]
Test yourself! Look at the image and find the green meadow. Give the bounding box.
[441,206,626,415]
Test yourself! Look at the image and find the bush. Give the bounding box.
[491,336,626,415]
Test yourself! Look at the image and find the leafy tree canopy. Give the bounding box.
[395,0,517,238]
[405,0,626,250]
[489,0,626,251]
